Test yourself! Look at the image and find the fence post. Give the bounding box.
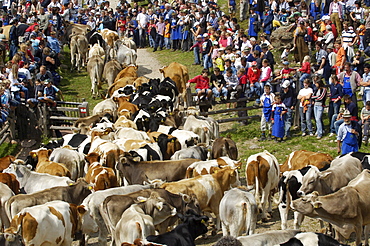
[78,100,89,118]
[42,104,51,137]
[186,88,195,107]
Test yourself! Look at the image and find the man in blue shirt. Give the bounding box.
[47,31,61,54]
[38,80,64,107]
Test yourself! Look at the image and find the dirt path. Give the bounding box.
[136,48,163,79]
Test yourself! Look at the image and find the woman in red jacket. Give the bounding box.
[298,55,311,88]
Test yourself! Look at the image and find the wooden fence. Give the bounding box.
[186,88,262,124]
[38,100,89,137]
[0,122,12,145]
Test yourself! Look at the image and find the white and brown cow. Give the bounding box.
[245,150,280,221]
[185,157,242,178]
[161,166,240,230]
[211,137,238,160]
[87,54,104,99]
[4,201,97,246]
[280,150,333,173]
[30,148,71,178]
[84,162,118,191]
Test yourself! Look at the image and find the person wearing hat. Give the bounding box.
[102,8,116,31]
[350,0,364,30]
[323,25,334,49]
[38,79,64,107]
[201,33,213,69]
[337,109,362,154]
[262,5,274,39]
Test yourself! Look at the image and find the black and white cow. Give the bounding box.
[42,133,91,155]
[279,232,349,246]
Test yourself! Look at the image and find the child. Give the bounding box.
[187,69,212,102]
[164,19,171,49]
[148,19,157,48]
[298,55,311,87]
[211,67,227,101]
[281,44,291,60]
[224,67,239,109]
[360,101,370,144]
[259,59,272,88]
[213,50,225,73]
[361,63,370,105]
[190,35,203,65]
[272,95,287,142]
[259,84,275,141]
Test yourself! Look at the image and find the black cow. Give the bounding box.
[279,232,349,246]
[146,209,208,246]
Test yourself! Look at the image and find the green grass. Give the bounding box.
[0,142,19,157]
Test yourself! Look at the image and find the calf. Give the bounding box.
[4,201,97,246]
[185,157,242,178]
[113,193,177,245]
[5,179,92,219]
[245,150,280,221]
[219,187,257,237]
[115,97,139,118]
[279,232,349,246]
[146,210,208,246]
[114,115,137,129]
[30,148,71,178]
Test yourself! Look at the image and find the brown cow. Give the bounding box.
[0,173,19,194]
[30,149,71,178]
[159,62,189,108]
[108,77,137,97]
[103,59,122,87]
[114,97,139,118]
[101,29,119,47]
[0,155,15,172]
[114,65,138,82]
[70,34,88,72]
[211,137,238,160]
[280,150,333,173]
[87,54,104,98]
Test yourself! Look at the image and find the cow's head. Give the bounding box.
[292,191,320,215]
[85,152,100,165]
[178,210,209,237]
[29,148,51,161]
[297,165,324,197]
[76,205,99,234]
[180,193,201,215]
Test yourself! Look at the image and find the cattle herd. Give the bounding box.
[1,56,370,246]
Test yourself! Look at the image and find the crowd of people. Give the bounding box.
[0,0,368,153]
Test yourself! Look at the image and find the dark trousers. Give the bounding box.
[154,34,164,49]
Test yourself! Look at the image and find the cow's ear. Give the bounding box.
[181,193,191,203]
[137,196,148,203]
[313,201,322,209]
[159,68,164,74]
[319,172,331,179]
[29,151,37,158]
[47,149,53,156]
[156,201,163,211]
[77,205,87,214]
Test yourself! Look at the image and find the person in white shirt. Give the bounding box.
[297,79,313,136]
[137,8,149,48]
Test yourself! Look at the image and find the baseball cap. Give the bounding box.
[251,61,257,66]
[282,80,290,88]
[283,61,290,65]
[250,37,256,42]
[196,35,202,38]
[203,33,209,38]
[44,79,50,85]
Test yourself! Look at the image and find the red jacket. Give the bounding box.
[238,74,248,85]
[299,62,311,74]
[188,75,210,89]
[247,67,261,84]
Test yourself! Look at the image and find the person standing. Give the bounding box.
[202,33,213,70]
[298,79,314,136]
[272,95,287,142]
[239,0,249,21]
[153,16,165,52]
[312,79,327,139]
[281,80,297,139]
[9,19,18,60]
[329,0,343,34]
[328,75,343,131]
[292,21,309,64]
[338,62,361,107]
[259,84,275,141]
[137,8,149,48]
[337,109,361,154]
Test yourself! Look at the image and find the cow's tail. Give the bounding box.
[244,194,258,235]
[136,222,143,240]
[90,62,99,96]
[4,199,13,224]
[99,199,117,236]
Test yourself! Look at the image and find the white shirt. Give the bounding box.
[137,12,149,28]
[298,87,313,107]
